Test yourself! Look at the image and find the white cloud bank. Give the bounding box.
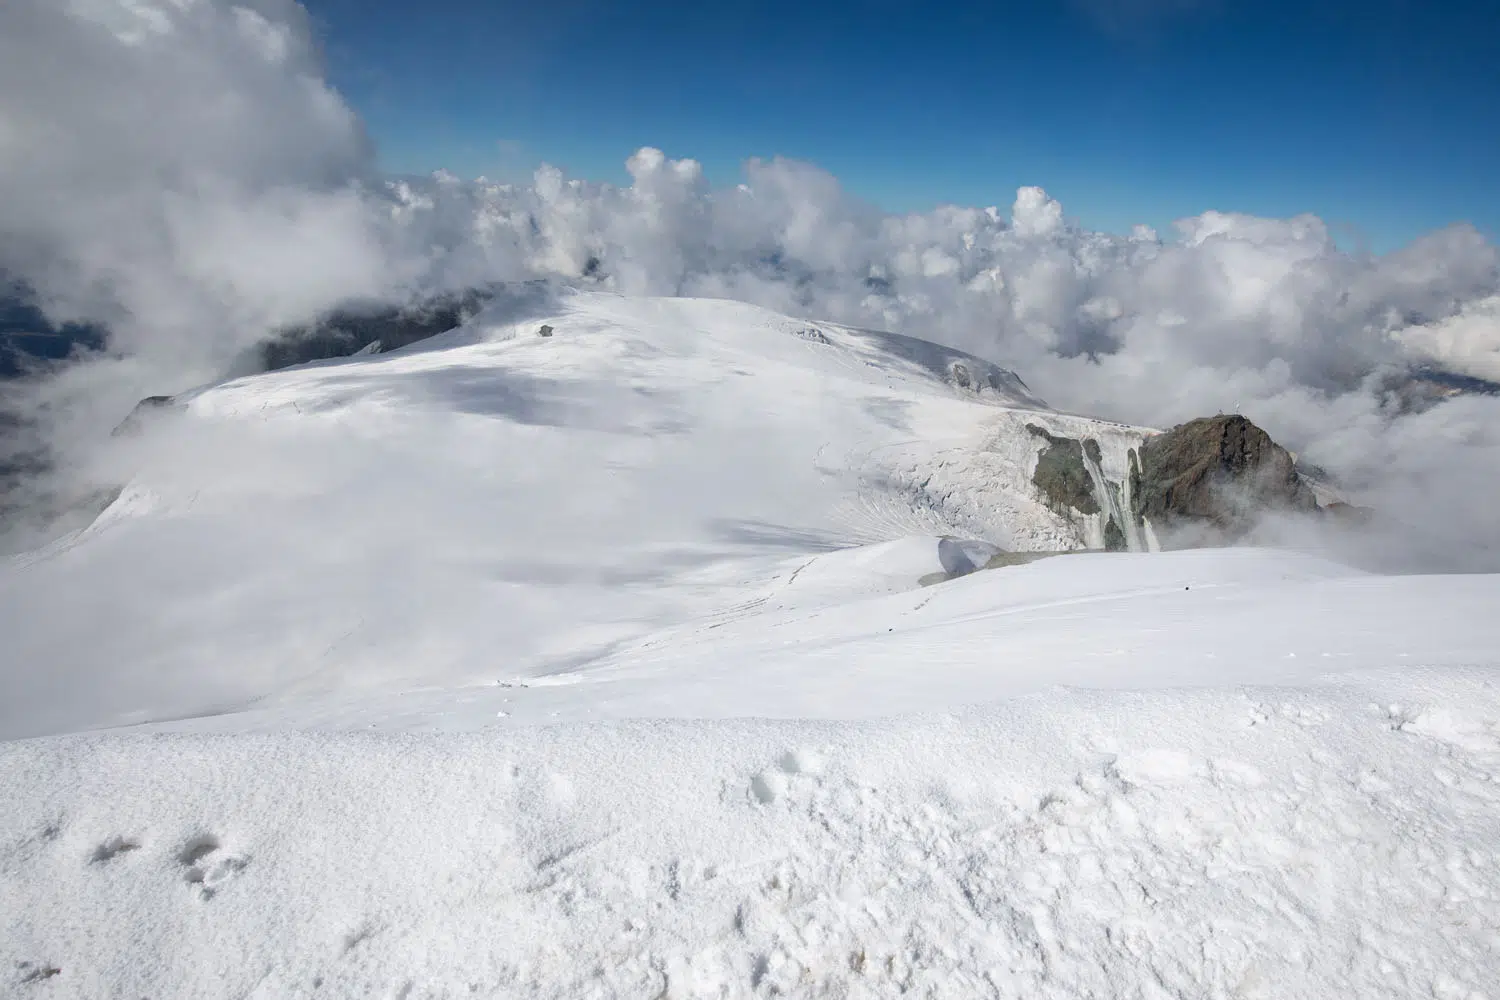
[0,0,395,365]
[3,0,1500,564]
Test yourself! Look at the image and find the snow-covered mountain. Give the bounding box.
[3,291,1500,999]
[1,290,1160,739]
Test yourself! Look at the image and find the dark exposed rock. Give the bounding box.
[18,962,61,984]
[792,327,831,345]
[1026,424,1100,515]
[949,360,1026,397]
[111,395,179,437]
[1103,515,1127,552]
[260,288,490,371]
[537,324,554,338]
[1376,364,1500,415]
[982,550,1066,570]
[1135,414,1317,547]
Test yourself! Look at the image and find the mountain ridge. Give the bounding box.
[0,292,1353,738]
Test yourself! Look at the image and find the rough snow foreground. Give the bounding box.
[5,671,1500,999]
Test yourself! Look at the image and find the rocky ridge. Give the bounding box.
[1023,413,1327,551]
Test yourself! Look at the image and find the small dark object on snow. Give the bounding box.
[537,324,554,338]
[18,962,61,984]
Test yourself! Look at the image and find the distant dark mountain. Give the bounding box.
[3,285,506,544]
[1378,364,1500,414]
[0,287,107,378]
[258,288,492,371]
[3,279,496,382]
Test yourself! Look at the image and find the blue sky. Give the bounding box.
[305,0,1498,250]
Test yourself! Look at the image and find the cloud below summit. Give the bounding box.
[3,0,1500,567]
[0,0,389,372]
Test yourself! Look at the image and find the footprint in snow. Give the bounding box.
[178,833,249,900]
[751,749,826,804]
[16,961,61,985]
[89,835,140,865]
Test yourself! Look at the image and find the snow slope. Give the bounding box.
[1,290,1111,740]
[109,546,1500,735]
[4,291,1500,998]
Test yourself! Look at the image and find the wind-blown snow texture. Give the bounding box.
[6,673,1500,998]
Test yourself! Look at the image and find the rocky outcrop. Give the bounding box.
[1026,425,1099,516]
[1102,514,1126,552]
[111,395,179,437]
[1132,414,1317,547]
[1024,425,1138,551]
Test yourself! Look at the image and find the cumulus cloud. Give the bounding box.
[1393,296,1500,382]
[0,0,403,374]
[3,0,1500,568]
[0,0,427,546]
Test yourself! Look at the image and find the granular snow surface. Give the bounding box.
[6,671,1500,999]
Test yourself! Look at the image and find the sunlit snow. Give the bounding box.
[3,294,1500,998]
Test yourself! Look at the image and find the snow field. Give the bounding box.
[4,670,1499,998]
[4,292,1500,999]
[0,293,1100,740]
